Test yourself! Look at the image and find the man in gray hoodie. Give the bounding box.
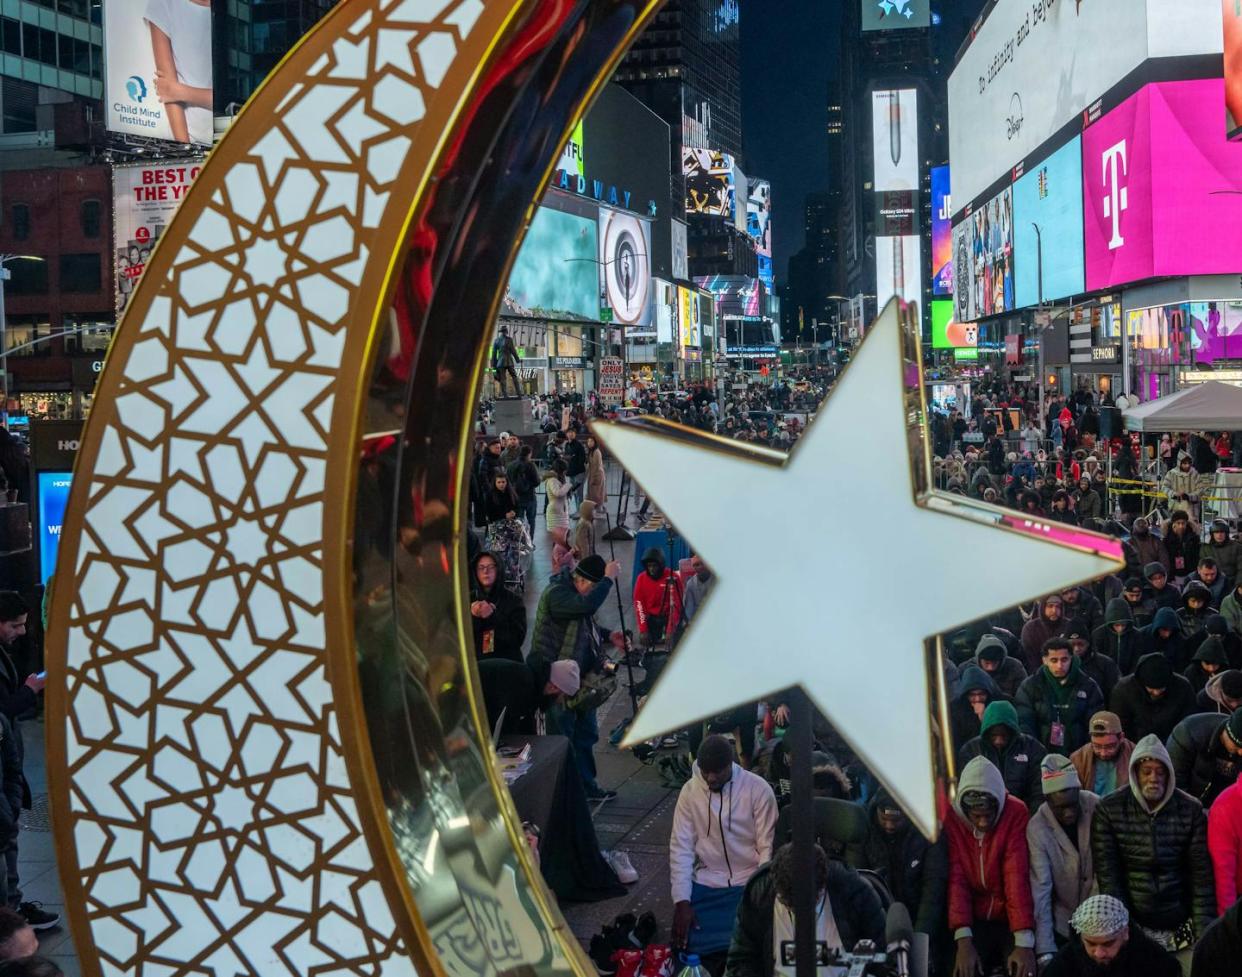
[1091,734,1214,965]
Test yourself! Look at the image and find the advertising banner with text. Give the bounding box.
[1083,78,1242,291]
[105,0,214,146]
[113,161,203,315]
[948,0,1224,213]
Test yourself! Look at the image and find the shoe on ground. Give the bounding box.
[659,736,680,748]
[588,934,618,975]
[585,787,618,801]
[605,850,639,885]
[632,910,658,947]
[19,902,59,930]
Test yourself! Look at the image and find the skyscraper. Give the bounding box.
[216,0,338,112]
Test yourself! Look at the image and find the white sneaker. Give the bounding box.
[606,850,639,884]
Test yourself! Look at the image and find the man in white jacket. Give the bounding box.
[670,735,778,971]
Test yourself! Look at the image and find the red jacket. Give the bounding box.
[632,569,683,637]
[946,795,1036,934]
[1208,772,1242,916]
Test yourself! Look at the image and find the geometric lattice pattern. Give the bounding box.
[56,1,486,973]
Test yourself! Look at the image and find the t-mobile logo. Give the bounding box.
[1102,140,1129,250]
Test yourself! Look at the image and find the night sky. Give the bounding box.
[741,0,842,282]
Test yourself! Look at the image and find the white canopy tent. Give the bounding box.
[1121,380,1242,432]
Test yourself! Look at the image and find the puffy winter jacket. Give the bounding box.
[1014,659,1104,755]
[1207,772,1242,916]
[1167,712,1242,808]
[1091,734,1215,936]
[944,756,1036,945]
[1191,899,1242,977]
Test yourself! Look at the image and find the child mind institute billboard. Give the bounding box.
[105,0,214,146]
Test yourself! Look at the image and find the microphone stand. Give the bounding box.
[603,508,639,717]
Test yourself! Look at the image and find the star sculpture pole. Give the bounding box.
[592,301,1123,838]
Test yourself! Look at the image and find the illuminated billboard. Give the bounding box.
[931,300,978,350]
[952,185,1014,322]
[862,0,930,31]
[1083,78,1242,291]
[747,179,773,289]
[1013,136,1084,308]
[38,472,72,587]
[677,287,702,347]
[113,161,203,315]
[105,0,214,146]
[873,89,922,309]
[948,0,1224,210]
[695,275,764,318]
[598,209,652,326]
[684,148,744,224]
[931,166,952,297]
[503,204,599,320]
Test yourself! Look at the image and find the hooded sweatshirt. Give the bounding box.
[959,700,1046,806]
[972,635,1027,699]
[1183,635,1229,695]
[1091,598,1141,675]
[633,547,684,640]
[1139,606,1187,670]
[950,664,1003,751]
[1107,652,1197,744]
[945,756,1035,945]
[1092,734,1214,935]
[669,761,778,903]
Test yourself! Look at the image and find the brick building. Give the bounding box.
[1,164,113,419]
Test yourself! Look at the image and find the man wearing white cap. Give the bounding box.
[1042,894,1178,976]
[477,656,581,736]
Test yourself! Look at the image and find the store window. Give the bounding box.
[5,315,52,357]
[6,257,47,295]
[59,253,101,294]
[63,317,113,354]
[18,392,73,420]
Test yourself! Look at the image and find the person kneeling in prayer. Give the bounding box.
[724,842,884,977]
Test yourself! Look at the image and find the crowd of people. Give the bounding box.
[465,368,1242,977]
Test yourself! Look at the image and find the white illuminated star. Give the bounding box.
[593,302,1122,838]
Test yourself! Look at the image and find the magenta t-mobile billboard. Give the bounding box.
[1084,78,1242,291]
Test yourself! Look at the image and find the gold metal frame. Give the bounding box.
[47,1,660,974]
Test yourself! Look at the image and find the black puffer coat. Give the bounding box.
[1166,712,1242,808]
[1091,734,1215,937]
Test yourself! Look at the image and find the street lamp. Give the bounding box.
[0,255,46,427]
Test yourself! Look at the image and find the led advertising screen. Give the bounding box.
[1083,78,1242,291]
[598,209,652,326]
[953,185,1015,322]
[1228,1,1242,140]
[677,287,702,347]
[105,0,214,146]
[930,300,978,350]
[862,0,930,32]
[503,204,599,320]
[946,0,1225,212]
[931,166,953,297]
[747,179,773,289]
[873,89,921,310]
[876,235,922,311]
[38,472,72,587]
[1013,136,1084,308]
[684,148,742,222]
[114,161,202,315]
[695,276,764,318]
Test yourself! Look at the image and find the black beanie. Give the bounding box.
[1136,654,1173,690]
[1227,708,1242,749]
[1221,671,1242,699]
[574,555,607,583]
